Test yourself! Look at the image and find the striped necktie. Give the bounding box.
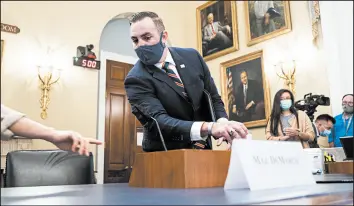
[163,62,207,149]
[162,62,188,98]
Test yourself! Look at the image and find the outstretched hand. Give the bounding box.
[49,130,103,156]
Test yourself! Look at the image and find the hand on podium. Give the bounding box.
[212,120,249,150]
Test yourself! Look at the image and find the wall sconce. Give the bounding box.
[274,60,296,95]
[37,66,61,119]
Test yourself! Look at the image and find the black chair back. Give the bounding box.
[5,150,96,187]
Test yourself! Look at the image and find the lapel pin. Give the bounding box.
[180,64,185,68]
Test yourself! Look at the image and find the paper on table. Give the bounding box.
[224,139,316,191]
[224,140,249,190]
[137,132,143,146]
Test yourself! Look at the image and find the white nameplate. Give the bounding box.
[224,139,316,191]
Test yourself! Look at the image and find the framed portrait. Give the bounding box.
[245,1,292,46]
[220,50,271,128]
[196,1,239,61]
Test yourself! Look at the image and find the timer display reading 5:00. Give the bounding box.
[73,57,101,70]
[82,59,97,68]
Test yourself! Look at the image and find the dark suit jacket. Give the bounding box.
[235,79,263,114]
[124,47,228,152]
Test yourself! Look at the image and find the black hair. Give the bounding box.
[129,11,165,33]
[315,114,336,124]
[269,89,299,136]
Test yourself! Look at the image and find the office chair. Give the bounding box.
[4,150,96,187]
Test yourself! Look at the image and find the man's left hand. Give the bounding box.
[245,101,254,110]
[215,119,249,149]
[225,25,231,34]
[49,130,103,156]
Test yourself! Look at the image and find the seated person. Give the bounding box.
[1,104,102,156]
[203,13,232,55]
[309,114,336,148]
[265,89,315,148]
[328,94,353,147]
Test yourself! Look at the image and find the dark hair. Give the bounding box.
[239,70,248,77]
[315,114,336,124]
[342,94,353,100]
[129,11,165,33]
[269,89,299,136]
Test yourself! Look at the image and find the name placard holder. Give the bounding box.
[224,139,316,191]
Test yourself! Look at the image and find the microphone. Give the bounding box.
[132,105,168,151]
[150,116,168,151]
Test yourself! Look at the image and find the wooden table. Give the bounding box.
[327,161,354,174]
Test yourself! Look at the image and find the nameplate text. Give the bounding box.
[224,139,316,191]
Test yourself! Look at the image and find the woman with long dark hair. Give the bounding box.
[265,89,315,148]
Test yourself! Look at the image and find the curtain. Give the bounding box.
[308,1,321,45]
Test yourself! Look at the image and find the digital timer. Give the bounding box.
[73,57,101,70]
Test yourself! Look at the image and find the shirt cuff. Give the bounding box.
[217,117,228,123]
[190,121,207,141]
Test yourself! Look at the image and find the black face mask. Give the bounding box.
[134,32,165,65]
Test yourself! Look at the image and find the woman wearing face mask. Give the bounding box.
[265,89,315,148]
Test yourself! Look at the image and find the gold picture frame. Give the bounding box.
[1,40,4,62]
[196,1,239,61]
[245,1,292,46]
[220,50,271,128]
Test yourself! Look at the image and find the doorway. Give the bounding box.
[97,13,173,184]
[104,60,135,183]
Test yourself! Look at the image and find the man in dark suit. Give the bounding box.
[124,12,249,152]
[233,70,264,122]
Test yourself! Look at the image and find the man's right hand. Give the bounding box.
[264,13,270,25]
[211,121,248,144]
[210,33,216,40]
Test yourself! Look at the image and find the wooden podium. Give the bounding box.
[129,149,231,188]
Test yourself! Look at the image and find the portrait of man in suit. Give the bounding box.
[197,1,239,61]
[245,1,292,46]
[222,51,270,128]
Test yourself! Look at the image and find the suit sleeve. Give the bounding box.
[124,76,194,141]
[251,80,264,105]
[195,49,228,120]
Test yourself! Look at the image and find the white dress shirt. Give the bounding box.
[154,50,227,141]
[254,1,274,19]
[243,84,248,95]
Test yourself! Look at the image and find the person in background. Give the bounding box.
[1,104,102,156]
[328,94,353,147]
[265,89,315,148]
[309,114,336,148]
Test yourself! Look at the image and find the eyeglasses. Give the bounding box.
[342,101,353,106]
